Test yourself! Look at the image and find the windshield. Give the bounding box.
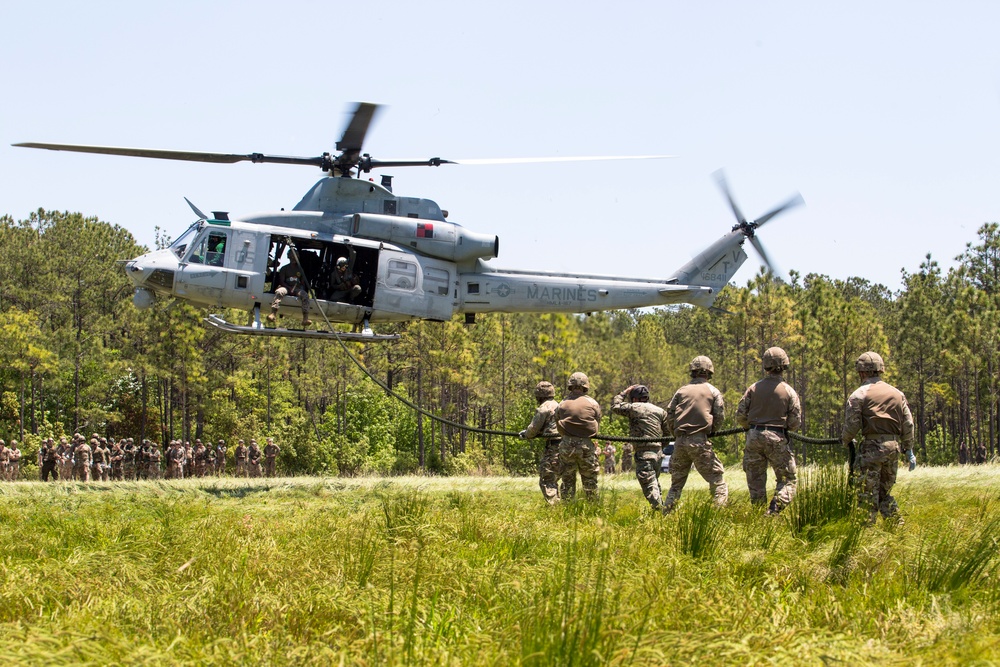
[169,223,201,259]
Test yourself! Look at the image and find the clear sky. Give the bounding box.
[2,1,999,292]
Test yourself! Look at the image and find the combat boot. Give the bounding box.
[302,317,313,327]
[266,307,278,323]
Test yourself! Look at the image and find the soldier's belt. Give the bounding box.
[751,425,787,435]
[863,434,898,443]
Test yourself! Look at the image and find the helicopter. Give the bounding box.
[14,103,803,342]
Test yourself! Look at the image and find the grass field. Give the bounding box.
[1,465,998,666]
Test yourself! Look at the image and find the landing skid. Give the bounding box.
[205,314,400,342]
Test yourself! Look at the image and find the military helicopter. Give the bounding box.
[15,103,803,342]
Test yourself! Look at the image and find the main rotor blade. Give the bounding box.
[752,193,805,229]
[712,169,746,224]
[748,235,777,276]
[450,155,675,165]
[13,142,326,167]
[337,102,380,153]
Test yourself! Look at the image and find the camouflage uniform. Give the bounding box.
[234,441,249,477]
[215,441,228,476]
[57,440,73,480]
[193,442,208,477]
[147,446,163,479]
[664,357,728,511]
[612,386,670,511]
[110,442,124,481]
[0,442,8,481]
[264,439,280,477]
[248,442,263,478]
[736,348,802,514]
[123,442,137,481]
[93,441,110,482]
[842,352,914,523]
[74,441,93,482]
[40,439,58,481]
[602,443,617,474]
[167,442,185,479]
[329,257,363,304]
[8,445,20,481]
[555,373,602,501]
[520,381,562,504]
[269,259,312,325]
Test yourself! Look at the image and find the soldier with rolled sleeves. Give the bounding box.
[663,356,728,512]
[263,437,280,477]
[39,438,58,481]
[554,372,602,501]
[613,384,670,512]
[842,351,915,524]
[74,437,93,482]
[8,441,21,480]
[234,440,249,477]
[736,347,802,515]
[519,381,563,504]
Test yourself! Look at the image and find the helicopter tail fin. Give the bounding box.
[667,230,747,308]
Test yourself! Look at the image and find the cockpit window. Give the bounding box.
[170,223,201,259]
[188,231,228,266]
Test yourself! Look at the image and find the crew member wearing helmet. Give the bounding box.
[519,381,563,504]
[329,250,363,305]
[663,356,728,511]
[612,384,670,511]
[736,346,802,514]
[842,351,915,524]
[554,372,602,500]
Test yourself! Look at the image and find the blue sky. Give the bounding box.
[2,1,999,291]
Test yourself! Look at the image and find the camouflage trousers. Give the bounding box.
[123,463,136,480]
[215,460,226,476]
[858,439,900,521]
[664,435,728,511]
[73,464,91,482]
[620,453,634,473]
[265,458,277,477]
[236,460,248,477]
[249,461,262,478]
[538,439,562,504]
[634,451,663,510]
[604,457,616,474]
[743,428,797,512]
[147,463,162,479]
[559,437,600,501]
[168,462,184,479]
[7,462,19,481]
[272,287,309,316]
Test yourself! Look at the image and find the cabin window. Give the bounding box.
[387,260,417,291]
[467,283,480,294]
[425,267,449,296]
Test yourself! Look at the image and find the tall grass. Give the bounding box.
[0,468,997,664]
[786,464,854,536]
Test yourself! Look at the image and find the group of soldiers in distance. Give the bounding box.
[521,347,917,524]
[23,434,282,482]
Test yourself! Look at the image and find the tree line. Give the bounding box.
[1,209,997,475]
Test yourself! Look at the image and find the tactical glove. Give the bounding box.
[907,449,916,471]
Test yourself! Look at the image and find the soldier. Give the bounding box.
[93,438,110,482]
[554,372,602,501]
[268,253,312,327]
[736,347,802,515]
[518,381,562,504]
[206,442,217,476]
[329,253,363,304]
[139,440,152,480]
[263,437,280,477]
[57,437,73,481]
[74,437,93,482]
[39,438,58,481]
[123,439,137,481]
[612,384,671,512]
[110,440,125,481]
[8,441,21,480]
[147,443,163,479]
[167,441,185,479]
[0,440,8,481]
[842,351,915,524]
[184,441,194,478]
[234,440,249,477]
[620,441,635,473]
[602,442,617,474]
[193,440,208,477]
[215,439,228,476]
[248,440,263,478]
[663,356,728,512]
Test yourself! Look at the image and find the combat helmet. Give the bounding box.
[567,372,591,392]
[689,355,715,377]
[855,351,885,374]
[762,346,790,372]
[629,385,650,402]
[336,256,348,268]
[534,381,555,399]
